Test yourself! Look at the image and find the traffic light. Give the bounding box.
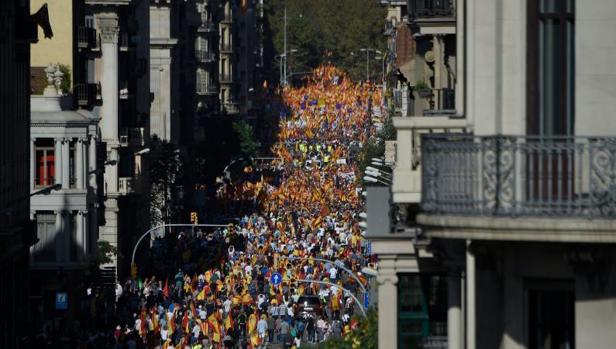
[190,211,198,224]
[131,263,138,279]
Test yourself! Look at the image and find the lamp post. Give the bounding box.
[359,48,382,82]
[130,223,229,275]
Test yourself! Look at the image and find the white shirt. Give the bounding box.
[329,267,338,279]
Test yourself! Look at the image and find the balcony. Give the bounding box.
[419,88,456,116]
[118,177,134,195]
[197,21,216,33]
[224,100,240,114]
[390,116,466,204]
[195,50,215,63]
[75,83,99,107]
[119,127,145,147]
[196,81,218,96]
[393,87,413,117]
[219,74,233,84]
[77,27,97,49]
[408,0,456,34]
[384,20,396,36]
[221,14,233,24]
[220,43,233,53]
[417,135,616,242]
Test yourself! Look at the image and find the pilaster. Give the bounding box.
[61,138,70,189]
[97,12,120,143]
[377,257,399,349]
[54,138,62,186]
[75,138,85,189]
[30,138,36,192]
[88,136,97,191]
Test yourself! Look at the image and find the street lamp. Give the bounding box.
[363,175,390,185]
[359,48,382,82]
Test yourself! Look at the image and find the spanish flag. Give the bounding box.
[224,312,234,330]
[197,287,206,301]
[247,313,257,335]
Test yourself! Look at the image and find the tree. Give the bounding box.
[320,308,378,349]
[96,240,117,268]
[146,136,184,228]
[232,120,260,157]
[264,0,386,83]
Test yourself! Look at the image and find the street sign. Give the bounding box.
[364,293,369,309]
[270,272,282,286]
[55,292,68,310]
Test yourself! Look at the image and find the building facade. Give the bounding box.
[29,74,101,332]
[370,0,616,348]
[0,0,36,347]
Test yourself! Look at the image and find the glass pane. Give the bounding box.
[540,0,562,14]
[567,0,574,14]
[399,274,426,313]
[539,18,564,136]
[399,319,427,336]
[399,335,422,349]
[566,20,574,135]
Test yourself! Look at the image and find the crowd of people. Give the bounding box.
[111,65,385,349]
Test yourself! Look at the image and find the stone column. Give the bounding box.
[456,0,465,115]
[63,212,72,262]
[54,211,63,263]
[98,13,120,142]
[30,138,36,191]
[75,138,84,189]
[377,258,398,349]
[448,271,463,349]
[54,138,62,185]
[75,211,85,260]
[466,240,476,349]
[88,136,97,191]
[61,138,70,189]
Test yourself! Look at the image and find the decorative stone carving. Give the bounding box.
[97,14,120,44]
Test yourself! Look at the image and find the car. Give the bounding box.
[296,295,322,316]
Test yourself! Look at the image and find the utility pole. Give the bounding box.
[283,6,287,86]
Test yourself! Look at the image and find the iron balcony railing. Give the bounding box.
[196,81,218,95]
[195,50,215,63]
[421,134,616,218]
[422,88,456,115]
[197,20,216,32]
[75,83,99,107]
[77,27,96,48]
[409,0,455,19]
[219,74,233,83]
[220,43,233,53]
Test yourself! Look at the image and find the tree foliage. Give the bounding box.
[96,240,117,267]
[320,308,378,349]
[146,136,184,227]
[232,120,260,157]
[264,0,386,83]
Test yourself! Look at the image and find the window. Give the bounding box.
[526,280,575,349]
[35,139,55,187]
[33,212,57,263]
[398,274,448,349]
[528,0,575,136]
[69,142,76,188]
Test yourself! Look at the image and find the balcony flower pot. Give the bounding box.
[417,88,433,98]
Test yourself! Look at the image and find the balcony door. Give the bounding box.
[527,0,575,136]
[526,0,575,206]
